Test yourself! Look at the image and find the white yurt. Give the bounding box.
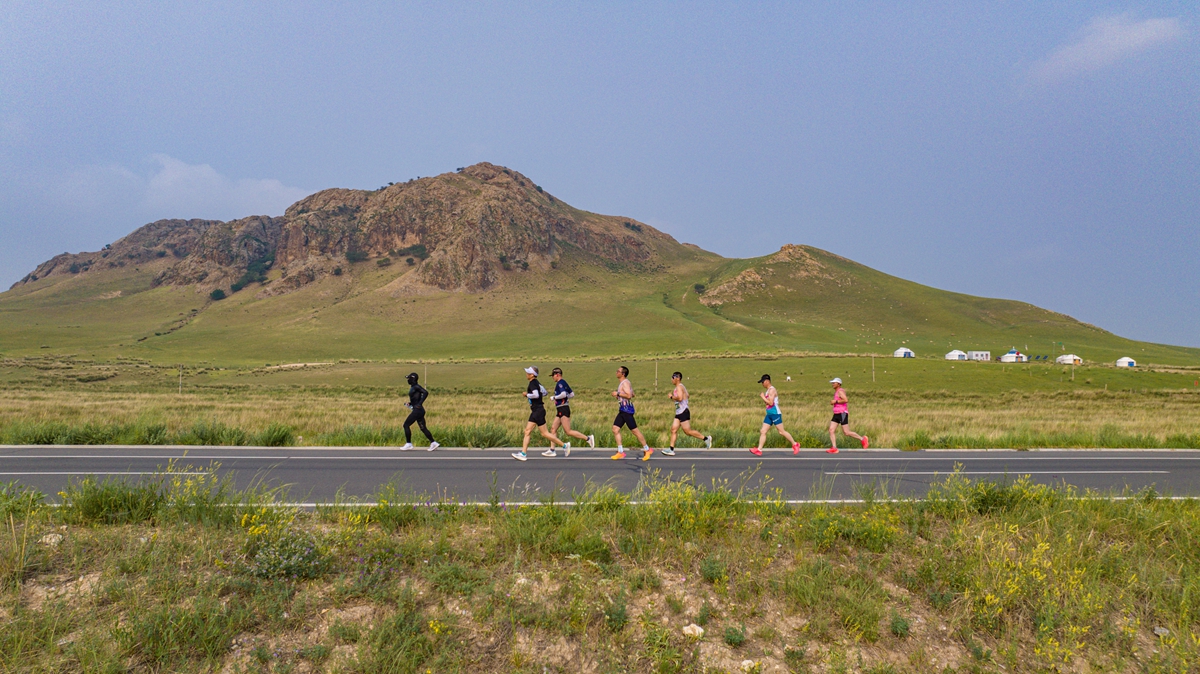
[945,350,967,360]
[1056,354,1082,365]
[999,348,1027,363]
[893,347,915,358]
[1116,357,1136,367]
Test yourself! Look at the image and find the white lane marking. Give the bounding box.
[826,470,1169,476]
[0,471,208,476]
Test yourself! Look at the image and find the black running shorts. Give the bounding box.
[613,411,638,430]
[529,407,547,427]
[674,409,691,423]
[832,412,849,425]
[556,405,571,418]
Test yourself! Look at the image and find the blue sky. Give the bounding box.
[1,2,1196,346]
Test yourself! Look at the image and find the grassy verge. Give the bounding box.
[2,385,1200,449]
[1,468,1198,672]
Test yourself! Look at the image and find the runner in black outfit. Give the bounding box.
[513,366,565,461]
[400,372,439,451]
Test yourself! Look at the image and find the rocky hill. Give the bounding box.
[4,163,1196,366]
[13,163,682,296]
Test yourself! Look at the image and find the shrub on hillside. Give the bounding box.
[209,289,226,301]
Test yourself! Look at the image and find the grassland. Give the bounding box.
[2,356,1198,449]
[2,466,1198,673]
[3,242,1198,369]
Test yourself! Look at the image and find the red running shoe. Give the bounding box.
[861,436,869,449]
[749,447,763,456]
[792,442,800,455]
[826,447,839,454]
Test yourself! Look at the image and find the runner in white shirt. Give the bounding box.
[661,371,712,456]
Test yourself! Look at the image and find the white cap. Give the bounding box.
[524,366,538,375]
[829,378,842,384]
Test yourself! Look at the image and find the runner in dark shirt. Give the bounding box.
[546,367,593,456]
[512,366,566,461]
[401,372,439,451]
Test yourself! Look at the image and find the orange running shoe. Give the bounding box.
[641,449,653,461]
[610,451,626,460]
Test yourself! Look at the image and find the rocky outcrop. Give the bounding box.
[12,163,682,295]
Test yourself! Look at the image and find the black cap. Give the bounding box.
[406,372,419,384]
[757,374,771,383]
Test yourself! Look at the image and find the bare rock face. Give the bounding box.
[274,162,673,292]
[12,219,221,288]
[13,162,681,295]
[152,216,283,288]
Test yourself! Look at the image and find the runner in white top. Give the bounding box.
[751,374,800,456]
[662,371,711,456]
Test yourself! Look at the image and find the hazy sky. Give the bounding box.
[2,2,1197,346]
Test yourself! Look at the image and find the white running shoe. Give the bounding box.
[512,451,527,461]
[704,435,713,449]
[428,441,440,451]
[564,442,571,457]
[661,447,676,456]
[587,434,595,449]
[541,449,557,457]
[400,443,414,450]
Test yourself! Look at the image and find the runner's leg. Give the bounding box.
[522,421,537,452]
[414,410,434,443]
[681,420,705,440]
[631,427,650,448]
[757,422,770,451]
[561,416,588,441]
[829,420,839,449]
[538,423,564,447]
[775,423,797,446]
[840,422,864,443]
[670,418,680,448]
[403,410,420,444]
[612,424,623,449]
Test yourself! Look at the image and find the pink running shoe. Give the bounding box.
[792,442,801,455]
[861,436,869,449]
[826,447,839,454]
[749,447,763,456]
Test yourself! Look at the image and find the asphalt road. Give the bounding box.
[1,446,1197,503]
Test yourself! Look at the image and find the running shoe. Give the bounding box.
[792,442,800,455]
[428,442,440,451]
[610,451,626,460]
[400,443,414,450]
[564,442,571,457]
[660,447,676,456]
[861,436,869,449]
[749,447,763,456]
[826,447,839,454]
[512,451,528,461]
[541,449,557,457]
[587,434,595,449]
[641,448,653,461]
[704,435,712,449]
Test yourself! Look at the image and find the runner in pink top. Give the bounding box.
[827,378,868,454]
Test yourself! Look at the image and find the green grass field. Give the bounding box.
[2,468,1198,672]
[3,356,1198,449]
[3,243,1197,368]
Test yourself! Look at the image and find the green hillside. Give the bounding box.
[1,165,1196,367]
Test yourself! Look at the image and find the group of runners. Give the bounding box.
[399,366,869,458]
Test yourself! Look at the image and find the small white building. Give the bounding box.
[893,347,915,358]
[1116,357,1136,367]
[999,348,1028,363]
[967,350,991,361]
[1056,354,1082,365]
[945,350,967,360]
